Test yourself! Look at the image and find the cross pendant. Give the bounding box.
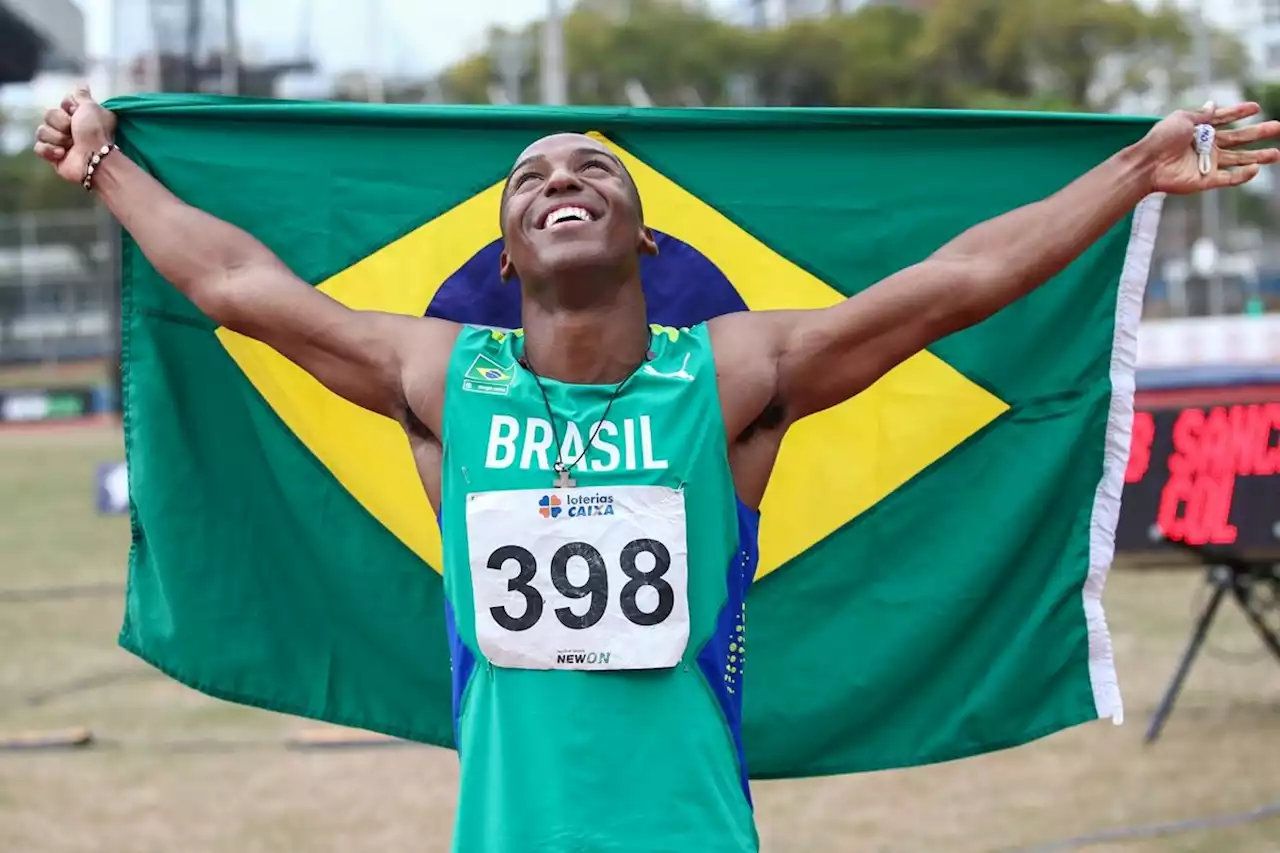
[553,464,576,489]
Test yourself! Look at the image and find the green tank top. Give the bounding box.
[439,322,759,853]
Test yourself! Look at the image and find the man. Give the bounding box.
[33,88,1280,852]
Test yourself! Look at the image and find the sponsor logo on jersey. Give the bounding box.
[537,493,616,519]
[537,494,562,518]
[555,650,613,665]
[641,352,695,381]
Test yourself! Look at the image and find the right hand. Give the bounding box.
[32,85,118,185]
[1139,101,1280,195]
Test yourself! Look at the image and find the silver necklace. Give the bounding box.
[519,338,653,488]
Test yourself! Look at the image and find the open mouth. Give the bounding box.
[541,205,597,229]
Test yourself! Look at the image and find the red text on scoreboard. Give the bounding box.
[1125,403,1280,546]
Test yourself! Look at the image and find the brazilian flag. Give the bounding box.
[111,95,1160,777]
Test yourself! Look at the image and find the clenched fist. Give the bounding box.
[32,85,118,185]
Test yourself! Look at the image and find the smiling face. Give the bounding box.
[499,133,657,295]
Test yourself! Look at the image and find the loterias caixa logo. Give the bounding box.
[537,493,616,519]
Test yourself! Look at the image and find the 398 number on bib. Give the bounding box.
[466,486,690,670]
[486,538,675,631]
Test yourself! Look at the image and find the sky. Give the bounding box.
[90,0,566,79]
[0,0,593,143]
[79,0,742,82]
[0,0,755,152]
[3,0,732,108]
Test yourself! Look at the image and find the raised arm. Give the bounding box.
[33,87,453,423]
[741,102,1280,425]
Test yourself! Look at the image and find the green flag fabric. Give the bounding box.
[111,94,1161,778]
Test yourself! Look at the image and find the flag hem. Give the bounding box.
[1086,192,1165,726]
[103,93,1162,131]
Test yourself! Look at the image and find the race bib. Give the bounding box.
[466,485,690,671]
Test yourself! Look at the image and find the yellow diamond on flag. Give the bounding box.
[217,134,1009,581]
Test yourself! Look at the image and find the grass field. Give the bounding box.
[0,359,109,390]
[0,425,1277,853]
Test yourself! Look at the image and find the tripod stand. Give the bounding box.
[1145,541,1280,743]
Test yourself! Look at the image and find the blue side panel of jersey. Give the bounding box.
[439,505,476,753]
[444,599,476,753]
[695,497,760,807]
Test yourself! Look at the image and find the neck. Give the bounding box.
[520,286,651,385]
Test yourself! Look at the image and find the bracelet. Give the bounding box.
[82,143,120,192]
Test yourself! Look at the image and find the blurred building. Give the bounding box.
[0,0,97,370]
[1147,0,1280,82]
[108,0,315,98]
[0,211,113,367]
[1203,0,1280,80]
[0,0,84,85]
[115,50,315,99]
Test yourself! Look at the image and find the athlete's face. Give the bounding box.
[499,133,656,286]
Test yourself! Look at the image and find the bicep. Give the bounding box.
[772,258,982,420]
[212,263,442,420]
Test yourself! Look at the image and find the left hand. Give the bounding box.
[1142,101,1280,195]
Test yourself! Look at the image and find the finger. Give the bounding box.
[61,91,78,116]
[1217,120,1280,148]
[1211,102,1260,126]
[1208,163,1261,189]
[35,124,72,149]
[32,141,66,163]
[71,83,94,107]
[1219,147,1280,167]
[43,107,71,134]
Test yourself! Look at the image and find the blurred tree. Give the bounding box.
[916,0,1247,112]
[0,109,91,216]
[565,0,753,105]
[757,5,925,107]
[751,20,844,107]
[1241,82,1280,225]
[441,0,754,106]
[434,0,1251,112]
[1248,82,1280,122]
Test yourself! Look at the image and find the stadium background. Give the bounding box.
[0,1,1277,851]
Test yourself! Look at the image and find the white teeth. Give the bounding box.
[544,206,594,227]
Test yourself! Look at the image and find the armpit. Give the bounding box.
[736,397,786,445]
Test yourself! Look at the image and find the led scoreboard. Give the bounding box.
[1116,394,1280,553]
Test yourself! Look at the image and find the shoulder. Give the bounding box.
[398,315,465,362]
[426,322,525,369]
[705,310,791,364]
[703,312,792,435]
[391,316,466,438]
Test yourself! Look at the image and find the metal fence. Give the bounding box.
[1,203,1277,373]
[0,208,119,366]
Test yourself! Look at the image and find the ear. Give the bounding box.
[638,226,658,257]
[499,248,516,282]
